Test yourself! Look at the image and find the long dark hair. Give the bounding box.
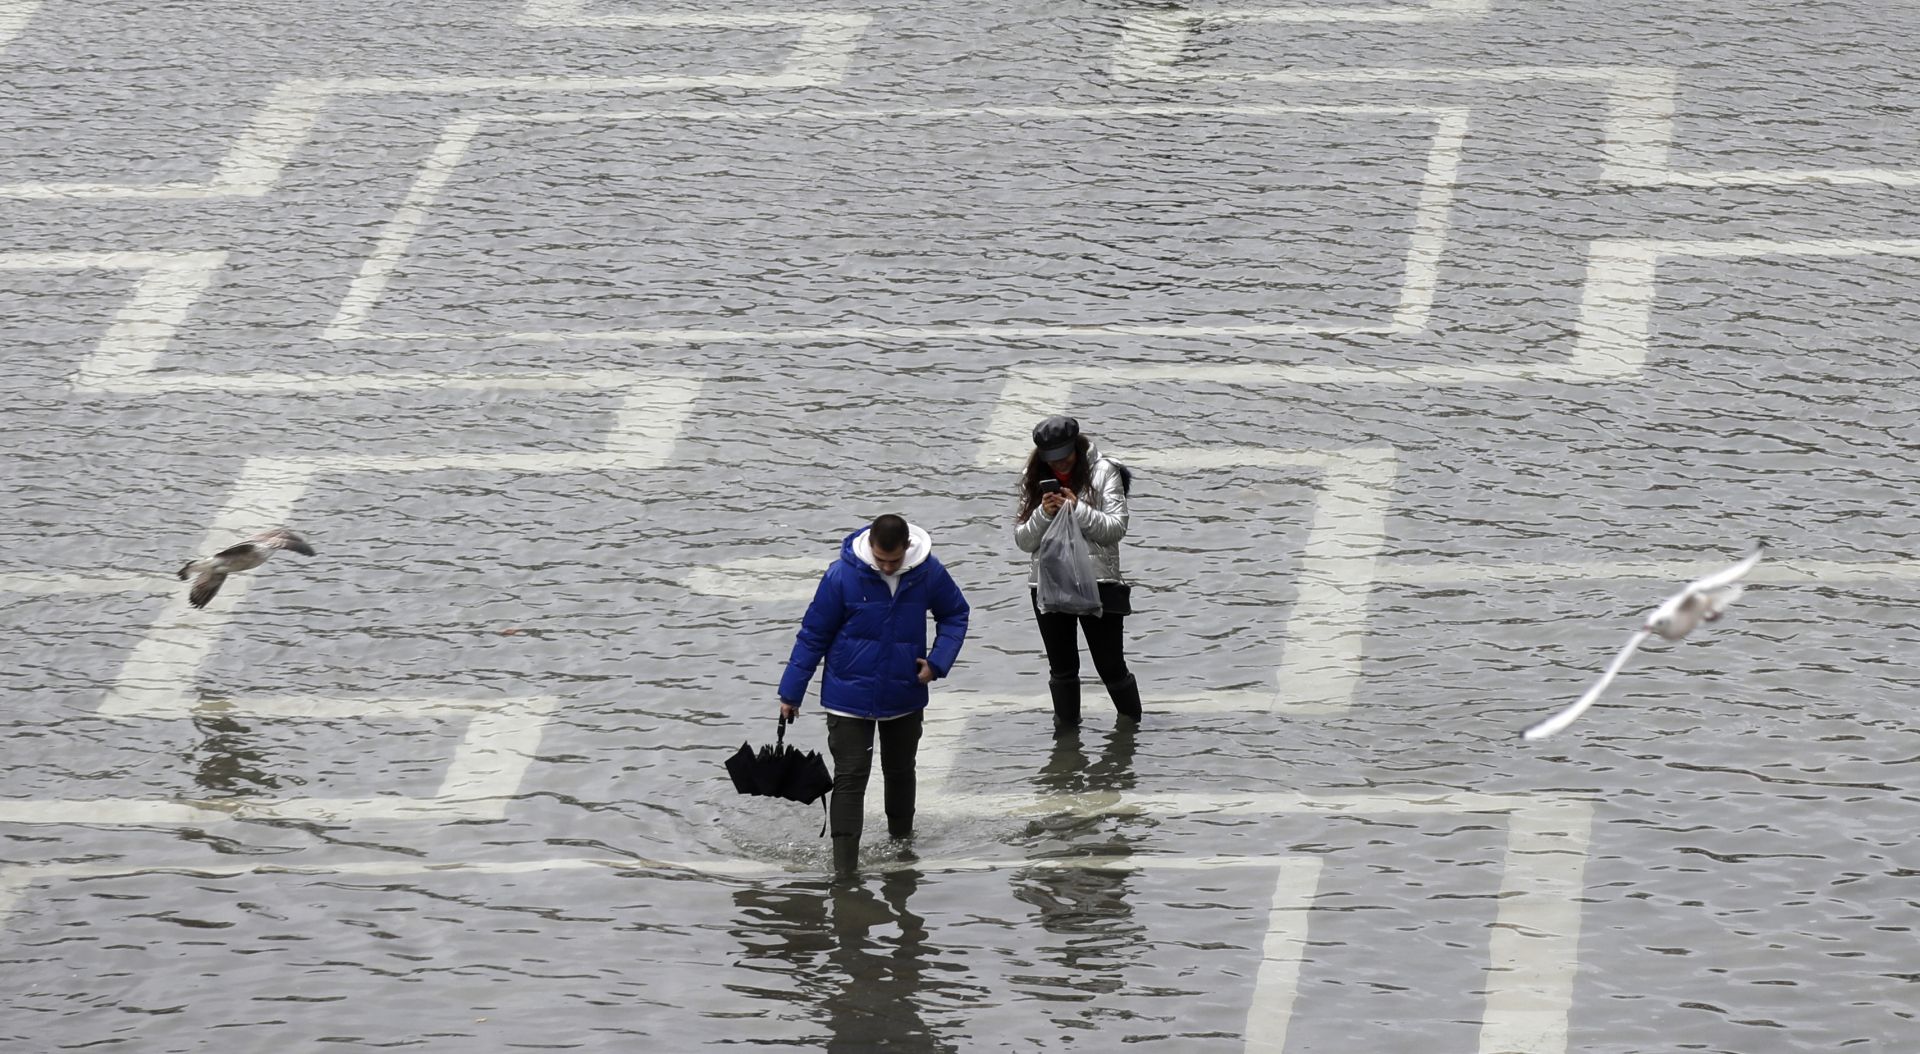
[1015,434,1094,523]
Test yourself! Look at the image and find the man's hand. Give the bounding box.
[779,702,799,721]
[915,658,936,685]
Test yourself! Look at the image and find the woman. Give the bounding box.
[1014,415,1141,732]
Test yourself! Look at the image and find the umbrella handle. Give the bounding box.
[777,711,787,747]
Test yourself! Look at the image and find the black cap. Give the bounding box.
[1032,415,1080,461]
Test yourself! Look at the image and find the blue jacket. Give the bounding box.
[778,527,970,719]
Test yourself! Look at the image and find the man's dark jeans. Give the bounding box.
[825,710,924,842]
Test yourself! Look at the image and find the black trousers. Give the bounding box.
[826,711,923,842]
[1032,595,1132,685]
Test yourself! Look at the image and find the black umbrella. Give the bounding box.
[727,714,833,807]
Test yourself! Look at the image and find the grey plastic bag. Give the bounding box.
[1034,510,1104,617]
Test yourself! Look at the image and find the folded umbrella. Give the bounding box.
[725,740,759,795]
[725,714,834,806]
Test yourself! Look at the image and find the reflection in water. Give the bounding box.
[731,872,969,1052]
[187,713,294,797]
[1035,723,1139,798]
[1012,726,1149,1009]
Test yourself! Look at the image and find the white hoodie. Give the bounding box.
[852,523,933,596]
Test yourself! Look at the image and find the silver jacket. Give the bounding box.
[1014,445,1128,584]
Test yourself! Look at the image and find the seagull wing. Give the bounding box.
[1522,630,1652,741]
[1684,547,1763,595]
[188,571,227,609]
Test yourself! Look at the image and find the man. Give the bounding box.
[779,513,970,876]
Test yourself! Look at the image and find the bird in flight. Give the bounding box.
[178,528,316,609]
[1522,546,1764,741]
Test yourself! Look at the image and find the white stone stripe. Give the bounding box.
[686,555,827,600]
[1245,858,1326,1054]
[1393,108,1469,332]
[514,5,872,84]
[1571,238,1920,379]
[1598,67,1677,183]
[977,366,1069,467]
[432,700,555,816]
[981,237,1920,391]
[1231,0,1488,21]
[1640,237,1920,258]
[519,3,861,29]
[913,691,1287,796]
[496,102,1466,123]
[0,78,732,200]
[0,15,869,203]
[0,791,1564,829]
[972,362,1617,390]
[0,573,173,594]
[0,0,39,54]
[1282,449,1394,712]
[94,376,695,716]
[1123,446,1396,715]
[967,790,1548,816]
[93,368,665,394]
[1116,447,1396,714]
[328,102,1459,343]
[323,113,485,339]
[0,698,556,826]
[1111,51,1920,188]
[370,322,1395,343]
[0,251,227,390]
[0,801,225,826]
[1566,239,1661,378]
[14,555,1903,601]
[1110,14,1191,81]
[605,377,703,463]
[1116,60,1663,87]
[1111,0,1489,76]
[1662,167,1920,188]
[968,439,1397,715]
[1107,63,1684,189]
[0,795,1589,1051]
[203,78,339,198]
[78,251,229,386]
[775,13,873,83]
[207,694,549,718]
[0,850,1331,922]
[1477,803,1593,1054]
[1378,559,1916,584]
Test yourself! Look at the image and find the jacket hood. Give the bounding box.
[846,523,933,576]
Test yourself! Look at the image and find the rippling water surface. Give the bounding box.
[4,0,1920,1050]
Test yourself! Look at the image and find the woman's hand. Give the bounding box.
[1040,488,1076,516]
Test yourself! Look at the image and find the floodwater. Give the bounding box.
[3,0,1920,1050]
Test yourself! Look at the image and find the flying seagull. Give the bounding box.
[177,528,316,609]
[1522,546,1764,741]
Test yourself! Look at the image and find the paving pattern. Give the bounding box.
[3,1,1920,1050]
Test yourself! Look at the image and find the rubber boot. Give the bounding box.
[1106,674,1142,723]
[1049,677,1082,734]
[831,835,860,879]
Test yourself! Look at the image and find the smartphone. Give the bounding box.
[1038,479,1061,495]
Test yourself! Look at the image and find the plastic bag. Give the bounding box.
[1034,509,1104,617]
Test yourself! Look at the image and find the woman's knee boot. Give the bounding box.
[1106,674,1142,722]
[1049,677,1081,734]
